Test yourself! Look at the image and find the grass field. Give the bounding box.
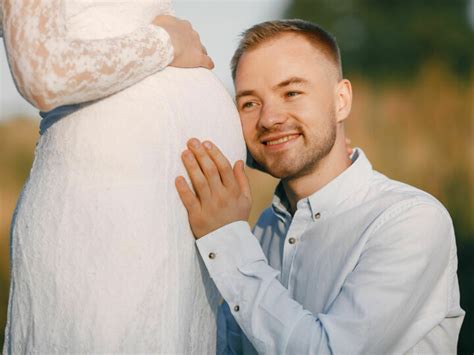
[1,63,472,350]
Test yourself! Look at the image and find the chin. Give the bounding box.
[261,161,301,179]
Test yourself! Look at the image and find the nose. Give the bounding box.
[258,103,287,130]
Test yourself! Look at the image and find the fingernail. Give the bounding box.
[189,139,199,148]
[203,141,212,150]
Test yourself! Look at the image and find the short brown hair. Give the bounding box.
[231,19,342,81]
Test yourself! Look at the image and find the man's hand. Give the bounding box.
[175,138,252,239]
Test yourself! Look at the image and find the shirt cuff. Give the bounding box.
[195,221,267,278]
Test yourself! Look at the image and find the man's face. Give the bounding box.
[235,33,343,179]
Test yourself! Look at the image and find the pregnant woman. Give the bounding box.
[2,0,246,353]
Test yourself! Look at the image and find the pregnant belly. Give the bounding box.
[10,67,245,351]
[41,67,247,184]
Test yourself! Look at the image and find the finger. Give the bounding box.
[182,149,211,201]
[233,160,251,200]
[200,55,214,70]
[175,176,200,212]
[187,139,222,191]
[345,138,352,145]
[202,141,235,188]
[182,19,192,29]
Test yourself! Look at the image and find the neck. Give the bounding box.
[282,130,352,213]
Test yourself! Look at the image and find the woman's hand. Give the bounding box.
[152,15,214,70]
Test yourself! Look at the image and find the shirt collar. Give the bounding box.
[271,183,292,222]
[271,148,373,221]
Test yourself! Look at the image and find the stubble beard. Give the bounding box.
[252,118,337,180]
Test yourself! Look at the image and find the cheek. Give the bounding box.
[240,121,257,144]
[240,114,258,134]
[298,98,335,126]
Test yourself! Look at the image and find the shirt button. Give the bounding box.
[288,237,296,244]
[208,252,216,259]
[315,212,321,219]
[234,305,240,312]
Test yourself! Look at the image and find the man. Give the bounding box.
[175,20,464,354]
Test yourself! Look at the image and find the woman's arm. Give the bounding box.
[2,0,177,111]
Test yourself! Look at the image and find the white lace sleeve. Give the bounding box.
[2,0,174,111]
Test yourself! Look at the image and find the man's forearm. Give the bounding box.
[197,202,456,355]
[196,221,332,354]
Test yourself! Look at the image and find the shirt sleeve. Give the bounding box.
[2,0,174,111]
[196,201,456,354]
[217,301,245,355]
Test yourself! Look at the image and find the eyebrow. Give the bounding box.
[273,76,309,90]
[236,76,309,101]
[235,90,256,101]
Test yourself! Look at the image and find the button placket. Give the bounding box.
[286,203,316,293]
[281,208,308,287]
[281,231,297,287]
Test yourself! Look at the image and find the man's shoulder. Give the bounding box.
[366,170,453,231]
[368,170,446,208]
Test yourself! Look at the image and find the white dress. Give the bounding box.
[2,1,246,353]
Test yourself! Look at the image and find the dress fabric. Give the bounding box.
[3,1,246,353]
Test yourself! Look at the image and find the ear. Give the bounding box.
[335,79,352,123]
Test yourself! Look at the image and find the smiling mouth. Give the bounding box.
[264,134,301,146]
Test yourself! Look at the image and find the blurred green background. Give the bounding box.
[1,0,473,352]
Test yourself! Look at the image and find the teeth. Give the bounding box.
[266,134,298,146]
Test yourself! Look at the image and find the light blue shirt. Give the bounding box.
[196,149,464,354]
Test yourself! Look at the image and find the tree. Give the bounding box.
[286,0,474,79]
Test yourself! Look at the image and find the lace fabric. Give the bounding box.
[1,0,174,111]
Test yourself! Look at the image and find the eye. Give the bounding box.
[286,91,300,98]
[240,101,257,110]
